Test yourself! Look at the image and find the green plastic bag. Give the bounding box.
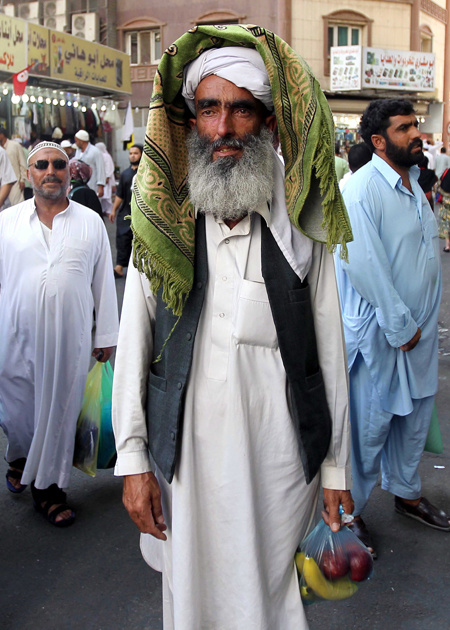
[73,361,116,476]
[424,404,443,455]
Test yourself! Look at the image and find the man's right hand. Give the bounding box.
[109,211,116,223]
[400,327,421,352]
[122,472,167,540]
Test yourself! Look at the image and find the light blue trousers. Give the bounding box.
[349,352,434,516]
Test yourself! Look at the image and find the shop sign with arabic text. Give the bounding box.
[28,23,50,77]
[0,16,26,73]
[330,46,435,92]
[49,30,131,93]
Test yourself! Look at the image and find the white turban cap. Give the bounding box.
[27,141,69,166]
[182,47,274,115]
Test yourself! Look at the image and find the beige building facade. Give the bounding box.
[291,0,450,144]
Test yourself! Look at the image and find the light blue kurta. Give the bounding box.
[335,153,441,417]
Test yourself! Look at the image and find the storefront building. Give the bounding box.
[291,0,449,146]
[0,14,131,149]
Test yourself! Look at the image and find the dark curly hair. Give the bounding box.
[359,99,416,152]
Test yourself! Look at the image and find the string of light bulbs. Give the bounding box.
[1,83,118,113]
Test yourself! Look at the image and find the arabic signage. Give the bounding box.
[0,15,131,94]
[330,46,436,93]
[363,47,435,91]
[330,46,362,92]
[49,30,131,94]
[28,23,50,77]
[0,15,26,72]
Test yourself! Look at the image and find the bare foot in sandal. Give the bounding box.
[31,483,75,528]
[5,457,27,493]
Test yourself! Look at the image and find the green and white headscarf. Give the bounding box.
[131,24,352,316]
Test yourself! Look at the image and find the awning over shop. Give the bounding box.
[0,15,131,97]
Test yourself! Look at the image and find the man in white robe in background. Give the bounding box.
[0,141,119,527]
[113,32,353,630]
[74,130,106,198]
[0,144,17,210]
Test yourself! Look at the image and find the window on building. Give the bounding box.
[126,30,161,65]
[193,10,245,26]
[323,10,372,76]
[328,25,361,51]
[420,25,433,53]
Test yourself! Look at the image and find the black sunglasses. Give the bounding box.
[29,159,68,170]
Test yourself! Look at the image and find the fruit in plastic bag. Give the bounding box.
[347,542,373,582]
[302,556,358,600]
[320,548,349,580]
[296,517,374,605]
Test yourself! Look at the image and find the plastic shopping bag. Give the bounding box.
[424,404,443,454]
[96,361,116,469]
[295,517,373,605]
[73,361,116,476]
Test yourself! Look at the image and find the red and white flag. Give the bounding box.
[12,65,32,96]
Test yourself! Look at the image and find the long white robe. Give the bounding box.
[113,204,350,629]
[0,198,119,489]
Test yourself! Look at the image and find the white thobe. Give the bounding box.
[113,204,350,629]
[0,198,119,489]
[0,145,17,211]
[75,143,106,191]
[4,138,27,206]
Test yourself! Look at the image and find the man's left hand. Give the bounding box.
[322,488,354,532]
[92,346,115,363]
[97,185,104,198]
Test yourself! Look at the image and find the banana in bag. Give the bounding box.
[295,518,373,605]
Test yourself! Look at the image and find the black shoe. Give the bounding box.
[395,496,450,531]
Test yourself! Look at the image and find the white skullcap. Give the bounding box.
[182,47,274,115]
[27,141,69,166]
[52,127,63,139]
[75,129,90,142]
[60,140,72,148]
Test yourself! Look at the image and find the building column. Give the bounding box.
[410,0,421,50]
[277,0,291,45]
[444,1,450,148]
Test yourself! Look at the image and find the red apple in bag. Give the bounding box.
[347,544,373,582]
[319,548,350,580]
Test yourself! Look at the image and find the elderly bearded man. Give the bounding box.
[113,26,353,630]
[0,142,119,527]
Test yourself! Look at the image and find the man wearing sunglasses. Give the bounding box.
[0,141,119,527]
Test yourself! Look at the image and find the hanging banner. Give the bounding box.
[49,30,131,94]
[363,47,435,91]
[0,15,27,73]
[330,46,436,93]
[330,46,361,92]
[28,23,50,77]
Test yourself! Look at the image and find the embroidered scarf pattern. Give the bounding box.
[131,24,352,315]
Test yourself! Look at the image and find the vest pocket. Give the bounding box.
[149,370,167,392]
[233,279,278,349]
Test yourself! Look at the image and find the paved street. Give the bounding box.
[1,219,450,630]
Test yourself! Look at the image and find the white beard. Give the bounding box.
[186,126,275,221]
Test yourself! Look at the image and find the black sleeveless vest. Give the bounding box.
[146,215,332,484]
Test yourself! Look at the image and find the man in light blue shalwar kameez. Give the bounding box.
[335,99,450,556]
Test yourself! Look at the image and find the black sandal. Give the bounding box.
[31,483,75,528]
[5,457,27,494]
